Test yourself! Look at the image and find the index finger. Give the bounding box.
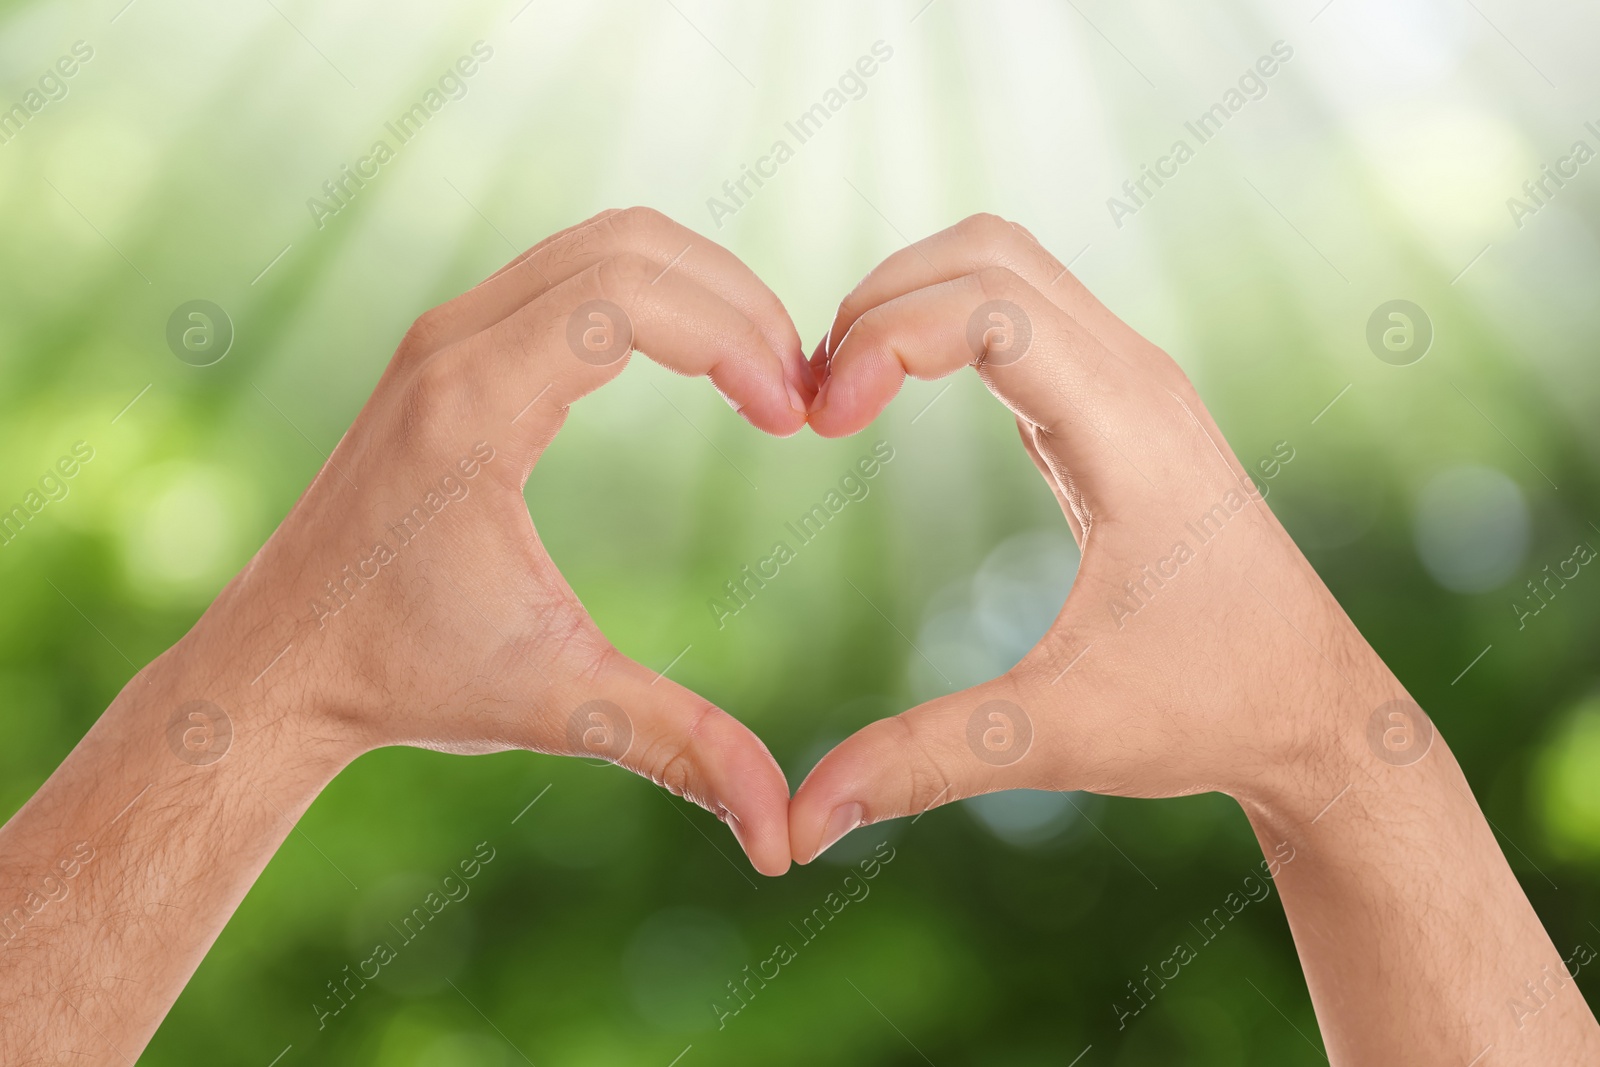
[421,207,815,400]
[817,213,1166,385]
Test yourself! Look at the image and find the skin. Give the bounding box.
[0,207,810,1063]
[2,207,1594,1064]
[791,213,1600,1064]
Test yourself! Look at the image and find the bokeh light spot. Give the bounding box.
[1412,465,1529,593]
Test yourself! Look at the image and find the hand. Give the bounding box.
[189,207,812,875]
[788,214,1600,1066]
[0,208,819,1061]
[792,211,1376,845]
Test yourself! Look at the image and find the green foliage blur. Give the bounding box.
[1,1,1597,1063]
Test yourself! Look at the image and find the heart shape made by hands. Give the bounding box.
[243,207,1385,885]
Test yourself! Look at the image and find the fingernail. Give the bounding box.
[808,376,833,416]
[786,380,807,416]
[810,802,862,862]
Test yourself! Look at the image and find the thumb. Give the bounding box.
[568,653,793,876]
[788,672,1052,865]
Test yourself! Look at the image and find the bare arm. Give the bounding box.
[789,213,1600,1065]
[0,645,345,1062]
[0,207,811,1063]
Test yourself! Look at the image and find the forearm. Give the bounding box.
[0,628,351,1063]
[1238,656,1600,1065]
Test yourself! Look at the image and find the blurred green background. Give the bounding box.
[2,0,1599,1063]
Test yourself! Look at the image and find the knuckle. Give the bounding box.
[884,714,956,814]
[1008,218,1042,244]
[544,213,614,270]
[638,701,718,801]
[608,204,665,231]
[398,307,452,361]
[548,207,643,271]
[974,264,1025,302]
[612,205,671,242]
[957,213,1043,268]
[653,745,696,799]
[597,251,658,299]
[580,206,623,228]
[397,349,474,449]
[958,211,1011,241]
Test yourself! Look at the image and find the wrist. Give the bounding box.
[134,612,363,785]
[1231,634,1429,828]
